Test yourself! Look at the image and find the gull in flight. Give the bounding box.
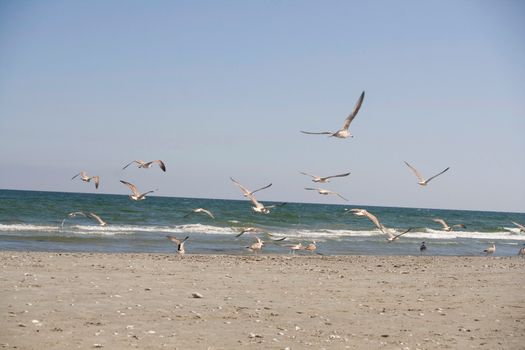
[71,171,100,189]
[122,160,166,172]
[432,218,466,232]
[120,180,156,201]
[300,171,351,183]
[185,208,215,219]
[246,237,264,254]
[61,211,107,227]
[301,91,365,138]
[483,243,496,256]
[167,235,189,255]
[305,188,348,201]
[349,208,411,241]
[404,161,450,186]
[230,177,272,197]
[234,227,286,241]
[512,221,525,233]
[420,241,427,255]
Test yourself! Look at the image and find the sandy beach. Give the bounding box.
[1,252,524,349]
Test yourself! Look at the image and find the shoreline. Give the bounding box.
[1,252,524,349]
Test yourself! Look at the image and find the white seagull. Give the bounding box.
[122,160,166,172]
[349,208,387,233]
[305,188,348,201]
[61,211,107,227]
[235,227,265,238]
[288,242,304,254]
[432,218,466,232]
[120,180,156,201]
[167,235,189,255]
[483,243,496,256]
[185,208,215,219]
[71,171,100,189]
[305,241,317,253]
[512,221,525,233]
[301,91,365,138]
[404,161,450,186]
[230,177,272,197]
[300,171,351,183]
[247,237,264,254]
[518,244,525,258]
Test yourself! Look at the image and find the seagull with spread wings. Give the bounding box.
[120,180,156,201]
[305,188,348,201]
[185,208,215,219]
[229,177,272,197]
[166,235,189,255]
[348,208,411,242]
[61,211,107,227]
[71,171,100,189]
[301,91,365,138]
[122,160,166,172]
[404,161,450,186]
[300,171,351,183]
[432,218,466,232]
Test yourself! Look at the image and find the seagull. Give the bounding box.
[300,171,351,183]
[512,221,525,233]
[120,180,156,201]
[432,218,466,232]
[288,243,304,254]
[246,237,264,254]
[61,211,107,227]
[230,177,272,197]
[122,160,166,172]
[385,227,413,242]
[71,171,100,189]
[483,243,496,256]
[348,209,387,233]
[235,227,265,238]
[301,91,365,138]
[185,208,215,219]
[305,188,348,201]
[420,241,427,255]
[404,161,450,186]
[166,235,189,255]
[304,241,317,253]
[518,244,525,258]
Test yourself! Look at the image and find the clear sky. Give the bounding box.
[0,0,524,212]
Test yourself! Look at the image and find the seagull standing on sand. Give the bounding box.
[301,91,365,138]
[432,218,466,232]
[483,243,496,256]
[71,172,100,189]
[300,172,351,183]
[185,208,215,219]
[305,188,348,201]
[289,243,304,255]
[518,244,525,258]
[167,235,189,255]
[122,160,166,172]
[305,241,317,253]
[420,242,427,255]
[120,180,156,201]
[512,221,525,233]
[247,237,264,254]
[404,161,450,186]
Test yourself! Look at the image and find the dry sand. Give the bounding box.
[1,252,524,349]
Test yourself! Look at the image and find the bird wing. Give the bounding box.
[304,187,318,191]
[330,191,348,201]
[300,171,316,179]
[512,221,525,230]
[88,212,106,226]
[392,228,413,240]
[404,161,425,182]
[68,211,87,218]
[250,183,272,195]
[200,209,215,219]
[341,91,365,130]
[122,160,141,170]
[300,130,333,135]
[432,218,448,228]
[92,176,100,189]
[363,210,386,232]
[322,172,351,181]
[167,235,182,245]
[425,167,450,184]
[71,171,86,180]
[265,202,287,209]
[120,180,140,196]
[230,177,251,196]
[154,160,166,172]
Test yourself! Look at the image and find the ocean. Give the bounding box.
[0,189,524,256]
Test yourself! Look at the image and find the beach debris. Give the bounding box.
[71,171,100,189]
[122,159,166,172]
[192,292,203,298]
[404,161,450,186]
[301,90,365,138]
[120,180,156,201]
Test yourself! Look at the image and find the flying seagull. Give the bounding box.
[235,227,265,238]
[300,171,351,183]
[230,177,272,197]
[301,91,365,138]
[185,208,215,219]
[432,218,466,232]
[120,180,156,201]
[71,171,100,189]
[404,161,450,186]
[511,221,525,233]
[122,160,166,172]
[348,208,387,233]
[483,243,496,256]
[305,188,348,201]
[61,211,107,227]
[166,235,189,255]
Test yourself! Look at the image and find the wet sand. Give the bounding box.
[1,252,524,349]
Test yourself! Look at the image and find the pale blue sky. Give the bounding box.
[0,0,524,212]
